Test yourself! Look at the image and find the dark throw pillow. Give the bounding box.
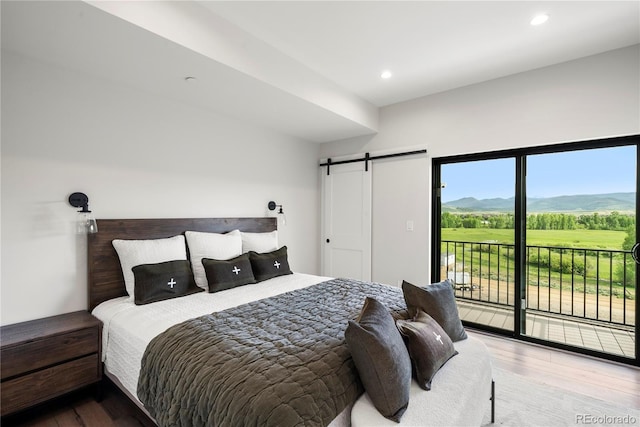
[402,279,468,342]
[396,310,458,391]
[132,260,202,305]
[248,246,292,282]
[202,253,257,293]
[345,297,411,423]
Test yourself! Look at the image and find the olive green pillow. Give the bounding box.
[397,310,458,390]
[345,297,411,422]
[132,260,202,305]
[202,253,256,293]
[248,246,292,282]
[402,279,468,342]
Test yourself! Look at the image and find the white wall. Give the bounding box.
[4,44,638,325]
[371,156,429,287]
[1,51,321,326]
[320,45,640,286]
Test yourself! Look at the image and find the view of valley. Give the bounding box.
[442,192,636,250]
[436,146,637,358]
[439,190,636,358]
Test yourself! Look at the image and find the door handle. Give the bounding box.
[632,243,640,265]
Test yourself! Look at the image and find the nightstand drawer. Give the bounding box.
[1,327,99,380]
[1,353,100,416]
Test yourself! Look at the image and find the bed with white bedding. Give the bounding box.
[87,217,494,427]
[88,218,374,426]
[92,272,330,404]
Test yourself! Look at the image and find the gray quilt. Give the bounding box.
[137,278,407,427]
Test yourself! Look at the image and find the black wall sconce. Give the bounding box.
[68,192,98,234]
[268,201,286,226]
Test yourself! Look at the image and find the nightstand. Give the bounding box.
[0,311,102,416]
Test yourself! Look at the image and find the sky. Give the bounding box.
[441,145,636,203]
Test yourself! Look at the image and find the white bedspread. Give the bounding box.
[92,272,330,402]
[351,336,493,426]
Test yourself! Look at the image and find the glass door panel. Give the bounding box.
[525,146,636,359]
[439,158,515,332]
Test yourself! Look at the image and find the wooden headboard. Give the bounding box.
[87,217,277,311]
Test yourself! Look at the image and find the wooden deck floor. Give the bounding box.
[457,300,636,358]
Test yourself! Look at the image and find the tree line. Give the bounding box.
[441,211,635,231]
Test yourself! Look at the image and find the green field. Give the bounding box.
[442,228,627,250]
[441,228,634,302]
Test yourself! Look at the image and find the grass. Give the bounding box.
[441,228,635,303]
[442,228,627,250]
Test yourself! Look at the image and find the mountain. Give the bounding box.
[445,197,513,211]
[442,192,635,213]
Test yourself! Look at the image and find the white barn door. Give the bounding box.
[321,162,371,281]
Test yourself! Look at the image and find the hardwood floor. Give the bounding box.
[468,328,640,411]
[1,380,154,427]
[2,329,638,426]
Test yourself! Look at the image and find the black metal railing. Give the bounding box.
[441,240,636,327]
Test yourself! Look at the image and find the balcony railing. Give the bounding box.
[441,240,636,327]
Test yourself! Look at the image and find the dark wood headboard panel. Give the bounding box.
[87,217,277,311]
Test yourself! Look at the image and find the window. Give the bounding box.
[432,135,639,365]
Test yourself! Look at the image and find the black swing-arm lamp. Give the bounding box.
[268,201,286,225]
[68,192,98,233]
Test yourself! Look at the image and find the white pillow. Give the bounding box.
[112,235,187,301]
[241,230,279,253]
[185,230,242,290]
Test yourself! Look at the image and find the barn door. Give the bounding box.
[321,162,372,281]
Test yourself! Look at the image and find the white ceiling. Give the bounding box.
[203,1,640,107]
[2,1,638,143]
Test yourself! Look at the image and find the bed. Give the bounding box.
[88,217,493,427]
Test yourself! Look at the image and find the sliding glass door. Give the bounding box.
[438,158,515,332]
[524,147,636,358]
[432,136,638,365]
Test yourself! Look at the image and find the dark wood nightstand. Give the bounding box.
[0,310,102,416]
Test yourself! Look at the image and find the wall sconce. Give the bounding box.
[268,201,286,226]
[68,192,98,234]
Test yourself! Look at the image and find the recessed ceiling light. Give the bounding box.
[530,14,549,26]
[380,70,392,79]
